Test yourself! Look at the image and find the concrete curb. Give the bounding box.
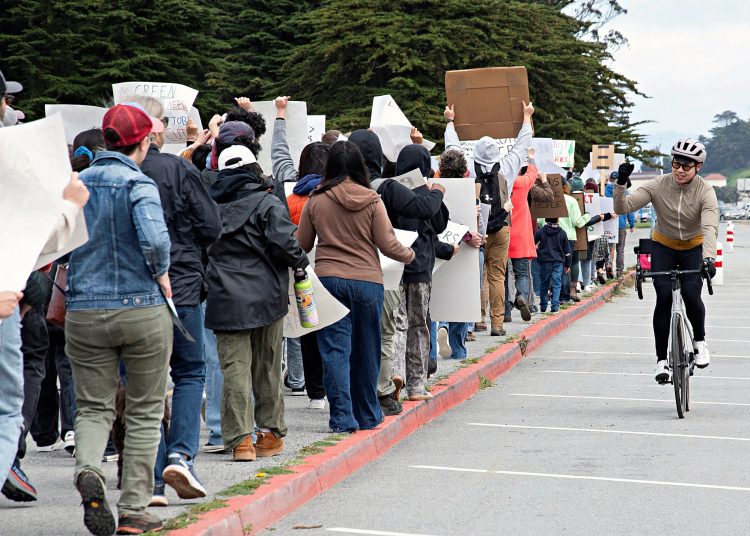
[170,273,634,535]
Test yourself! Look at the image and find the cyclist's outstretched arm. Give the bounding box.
[614,179,656,215]
[701,187,720,259]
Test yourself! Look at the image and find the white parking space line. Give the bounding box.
[581,335,750,343]
[540,370,750,381]
[560,351,750,359]
[508,393,750,406]
[327,529,442,536]
[621,306,750,312]
[410,465,750,492]
[594,322,750,329]
[611,314,750,319]
[466,423,750,442]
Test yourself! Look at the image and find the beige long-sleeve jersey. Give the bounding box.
[613,173,719,259]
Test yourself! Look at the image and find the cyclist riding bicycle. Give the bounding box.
[614,139,719,382]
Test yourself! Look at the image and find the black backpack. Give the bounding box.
[475,162,506,219]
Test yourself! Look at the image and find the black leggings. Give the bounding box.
[651,241,705,361]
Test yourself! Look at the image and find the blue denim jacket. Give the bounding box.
[67,151,171,310]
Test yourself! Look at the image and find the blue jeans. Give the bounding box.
[430,321,469,360]
[154,304,206,483]
[203,314,223,446]
[285,337,304,389]
[0,310,23,483]
[317,277,384,432]
[539,262,564,311]
[505,258,531,315]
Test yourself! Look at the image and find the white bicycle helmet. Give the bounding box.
[671,138,707,163]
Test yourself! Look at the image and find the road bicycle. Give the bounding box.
[634,239,713,418]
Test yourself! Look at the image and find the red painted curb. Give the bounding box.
[170,274,633,535]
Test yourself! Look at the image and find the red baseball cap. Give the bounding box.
[102,102,164,146]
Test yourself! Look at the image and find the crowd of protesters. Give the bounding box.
[0,67,633,535]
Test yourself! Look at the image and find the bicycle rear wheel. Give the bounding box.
[670,315,689,418]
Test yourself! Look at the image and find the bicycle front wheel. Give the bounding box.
[671,315,689,418]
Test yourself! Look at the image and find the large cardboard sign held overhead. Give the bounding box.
[445,67,530,140]
[369,95,435,162]
[530,174,567,219]
[251,100,309,175]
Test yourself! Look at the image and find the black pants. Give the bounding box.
[300,332,325,400]
[651,241,705,361]
[31,323,77,446]
[17,309,49,461]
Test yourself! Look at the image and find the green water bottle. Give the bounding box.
[294,268,319,328]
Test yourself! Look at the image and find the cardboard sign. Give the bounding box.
[44,104,108,144]
[307,115,326,144]
[583,192,604,239]
[445,66,530,140]
[429,179,480,322]
[112,82,198,155]
[369,95,435,162]
[553,140,575,168]
[380,229,419,290]
[437,220,469,246]
[572,192,588,251]
[592,144,615,170]
[251,101,309,175]
[0,115,88,290]
[530,174,567,219]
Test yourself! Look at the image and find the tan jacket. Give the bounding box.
[297,179,415,284]
[613,174,719,258]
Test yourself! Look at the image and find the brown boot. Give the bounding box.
[391,375,404,402]
[474,321,488,332]
[255,432,284,457]
[570,283,581,302]
[233,437,256,462]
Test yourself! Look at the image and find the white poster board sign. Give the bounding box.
[112,81,198,155]
[44,104,108,144]
[283,267,349,338]
[600,197,618,244]
[430,178,480,322]
[370,95,435,162]
[583,192,603,239]
[381,229,419,290]
[0,115,88,290]
[307,115,326,144]
[392,168,427,190]
[251,101,308,175]
[530,137,565,174]
[553,140,575,168]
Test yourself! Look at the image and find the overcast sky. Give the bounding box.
[600,0,750,148]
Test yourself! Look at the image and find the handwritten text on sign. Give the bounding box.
[529,174,567,219]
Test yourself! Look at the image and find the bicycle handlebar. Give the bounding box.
[637,266,714,296]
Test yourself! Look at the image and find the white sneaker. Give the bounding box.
[694,340,710,368]
[308,398,326,410]
[63,431,75,456]
[36,440,63,452]
[654,360,670,383]
[437,326,451,358]
[583,285,592,292]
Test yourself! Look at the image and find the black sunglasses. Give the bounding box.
[671,160,696,172]
[3,94,14,104]
[160,117,169,128]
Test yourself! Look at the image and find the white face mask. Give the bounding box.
[0,106,19,127]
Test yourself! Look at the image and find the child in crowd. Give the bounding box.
[534,218,572,313]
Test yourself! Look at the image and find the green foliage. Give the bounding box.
[274,0,651,166]
[700,112,750,175]
[0,0,231,119]
[2,0,650,167]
